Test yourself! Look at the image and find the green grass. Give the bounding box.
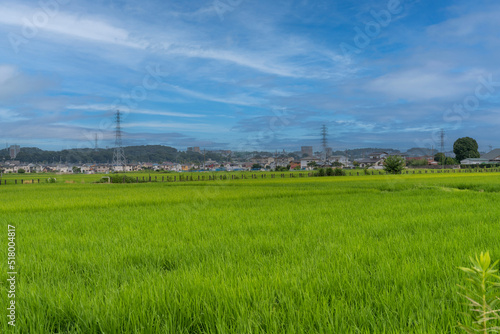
[1,173,500,333]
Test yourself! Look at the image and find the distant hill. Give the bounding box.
[405,147,437,157]
[0,145,226,164]
[331,148,401,160]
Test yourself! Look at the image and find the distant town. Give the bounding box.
[1,144,499,175]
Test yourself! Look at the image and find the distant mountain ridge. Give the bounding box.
[0,145,224,164]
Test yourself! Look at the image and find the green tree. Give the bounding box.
[383,155,406,174]
[17,168,26,174]
[434,152,446,163]
[454,137,480,162]
[408,158,428,166]
[333,168,345,176]
[307,161,318,168]
[251,164,262,170]
[445,157,457,165]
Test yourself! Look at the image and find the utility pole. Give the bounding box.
[440,129,445,170]
[112,110,126,170]
[321,124,328,162]
[203,149,206,171]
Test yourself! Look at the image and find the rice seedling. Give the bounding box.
[458,252,500,333]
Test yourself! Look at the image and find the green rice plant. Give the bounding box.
[458,252,500,333]
[46,177,57,183]
[2,172,500,333]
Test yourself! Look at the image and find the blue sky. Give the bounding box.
[0,0,499,152]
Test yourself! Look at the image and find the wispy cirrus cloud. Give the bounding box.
[0,0,499,151]
[66,104,206,118]
[0,3,147,49]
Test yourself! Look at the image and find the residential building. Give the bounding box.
[9,145,20,159]
[300,158,321,169]
[328,155,349,166]
[481,149,500,162]
[301,146,313,158]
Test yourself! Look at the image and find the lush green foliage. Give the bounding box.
[408,158,429,166]
[454,137,480,162]
[383,155,406,174]
[0,145,226,164]
[435,152,446,163]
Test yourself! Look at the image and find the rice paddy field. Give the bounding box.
[1,172,500,333]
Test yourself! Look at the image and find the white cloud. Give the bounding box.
[66,104,206,118]
[366,67,485,101]
[162,84,266,107]
[0,4,146,49]
[0,3,349,79]
[0,108,28,122]
[427,7,500,39]
[122,122,228,133]
[0,64,50,100]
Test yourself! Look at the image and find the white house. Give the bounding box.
[328,155,349,166]
[300,158,321,169]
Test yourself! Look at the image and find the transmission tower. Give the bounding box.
[112,110,126,169]
[321,124,328,160]
[440,129,445,169]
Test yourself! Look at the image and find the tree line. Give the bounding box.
[0,145,227,164]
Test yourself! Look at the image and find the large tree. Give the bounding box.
[383,155,406,174]
[453,137,480,162]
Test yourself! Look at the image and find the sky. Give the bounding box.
[0,0,499,152]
